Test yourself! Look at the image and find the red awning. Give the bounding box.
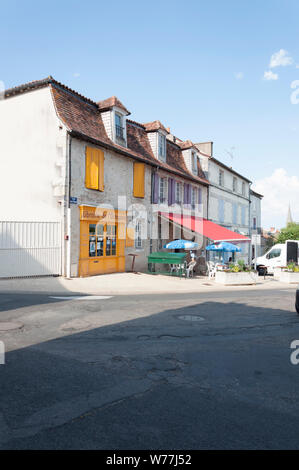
[160,212,251,242]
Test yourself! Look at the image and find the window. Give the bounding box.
[96,224,104,257]
[191,187,197,209]
[219,169,224,187]
[89,224,96,257]
[88,223,116,258]
[175,182,182,204]
[158,134,166,160]
[192,152,198,175]
[85,147,104,191]
[159,177,167,203]
[233,177,237,192]
[252,217,257,230]
[242,182,246,196]
[106,225,117,256]
[115,113,124,139]
[267,248,281,259]
[135,221,143,249]
[133,162,145,198]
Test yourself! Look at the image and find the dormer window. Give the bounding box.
[158,134,166,161]
[97,96,130,147]
[115,113,124,140]
[192,152,198,175]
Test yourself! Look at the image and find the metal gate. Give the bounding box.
[0,221,62,278]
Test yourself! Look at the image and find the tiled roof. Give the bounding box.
[143,120,169,133]
[177,140,201,152]
[97,96,130,115]
[4,77,209,186]
[127,121,209,185]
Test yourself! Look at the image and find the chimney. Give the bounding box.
[195,141,213,157]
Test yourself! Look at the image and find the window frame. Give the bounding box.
[158,134,166,161]
[192,152,198,175]
[233,177,237,192]
[88,223,117,258]
[115,112,124,140]
[219,169,224,187]
[159,177,167,204]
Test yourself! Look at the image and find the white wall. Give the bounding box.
[0,87,65,222]
[207,160,250,235]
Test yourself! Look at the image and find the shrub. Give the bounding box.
[287,262,299,273]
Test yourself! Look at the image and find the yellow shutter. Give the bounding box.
[126,227,135,247]
[97,149,105,191]
[85,147,92,189]
[85,147,99,190]
[133,162,145,198]
[86,147,104,191]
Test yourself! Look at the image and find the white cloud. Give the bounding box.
[263,70,278,81]
[296,65,299,69]
[235,72,244,80]
[269,49,293,68]
[73,72,80,78]
[253,168,299,228]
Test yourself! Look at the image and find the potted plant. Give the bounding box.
[279,263,299,283]
[215,260,258,285]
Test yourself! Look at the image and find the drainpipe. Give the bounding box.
[66,133,72,278]
[150,165,159,253]
[248,182,252,266]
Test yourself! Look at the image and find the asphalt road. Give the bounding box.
[0,286,299,449]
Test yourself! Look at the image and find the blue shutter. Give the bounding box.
[184,184,188,205]
[187,184,191,204]
[168,178,173,206]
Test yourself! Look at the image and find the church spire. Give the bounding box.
[287,203,293,226]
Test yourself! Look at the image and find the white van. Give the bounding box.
[255,240,299,275]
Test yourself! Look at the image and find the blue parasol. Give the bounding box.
[164,239,199,250]
[206,241,241,252]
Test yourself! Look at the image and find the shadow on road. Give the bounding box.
[0,299,299,450]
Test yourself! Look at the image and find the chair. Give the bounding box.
[207,261,217,279]
[186,260,197,278]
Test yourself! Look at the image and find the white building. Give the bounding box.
[196,142,252,262]
[0,77,210,278]
[250,189,264,259]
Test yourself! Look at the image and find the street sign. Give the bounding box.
[70,197,78,204]
[252,234,261,245]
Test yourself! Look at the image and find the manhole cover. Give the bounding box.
[0,322,24,331]
[178,315,205,322]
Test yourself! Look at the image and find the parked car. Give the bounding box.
[254,240,299,276]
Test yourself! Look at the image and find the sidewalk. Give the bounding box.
[0,272,296,296]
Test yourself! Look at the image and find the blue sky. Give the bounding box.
[1,0,299,228]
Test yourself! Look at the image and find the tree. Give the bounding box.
[276,223,299,244]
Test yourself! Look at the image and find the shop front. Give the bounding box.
[79,205,126,277]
